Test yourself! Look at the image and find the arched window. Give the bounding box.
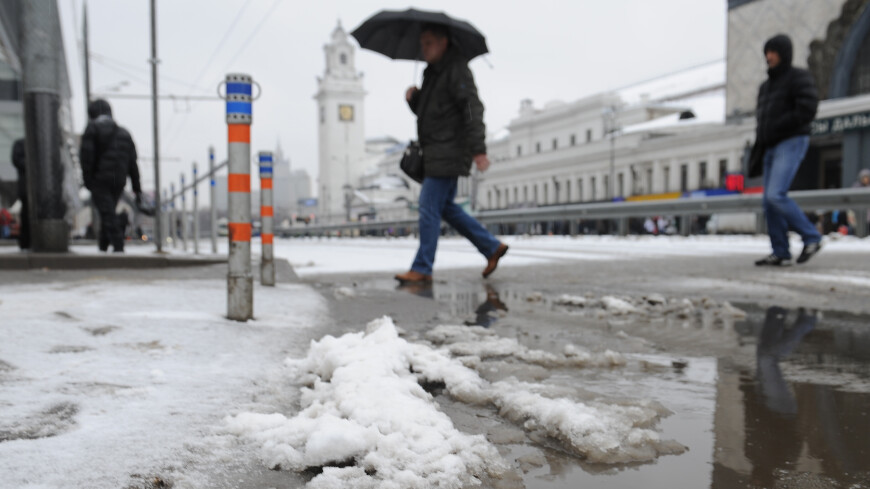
[340,53,348,65]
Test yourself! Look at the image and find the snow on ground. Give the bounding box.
[3,233,866,487]
[264,234,869,278]
[229,317,687,488]
[41,233,865,279]
[0,278,327,489]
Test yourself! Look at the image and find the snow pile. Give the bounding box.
[333,286,356,299]
[229,317,684,485]
[226,317,508,488]
[554,293,747,320]
[490,381,686,463]
[425,325,626,369]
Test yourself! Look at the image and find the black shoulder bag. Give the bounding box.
[400,141,424,184]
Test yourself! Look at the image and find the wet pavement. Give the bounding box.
[311,259,870,489]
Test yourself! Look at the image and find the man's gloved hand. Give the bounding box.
[134,192,142,207]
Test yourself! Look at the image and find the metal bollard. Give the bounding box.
[169,182,177,248]
[259,151,275,286]
[193,162,200,254]
[224,73,254,321]
[209,146,217,254]
[180,173,188,252]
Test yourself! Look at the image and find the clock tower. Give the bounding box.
[315,21,366,222]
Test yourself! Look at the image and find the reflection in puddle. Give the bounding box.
[384,280,870,487]
[395,281,434,299]
[713,306,870,489]
[464,285,508,328]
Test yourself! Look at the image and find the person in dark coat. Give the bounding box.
[394,23,508,284]
[11,138,29,249]
[79,99,142,252]
[749,34,822,267]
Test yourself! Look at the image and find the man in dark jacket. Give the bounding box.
[750,34,822,267]
[11,138,29,249]
[79,99,142,252]
[394,23,508,283]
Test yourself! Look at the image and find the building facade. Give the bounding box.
[477,62,746,212]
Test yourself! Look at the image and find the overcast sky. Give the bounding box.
[57,0,727,196]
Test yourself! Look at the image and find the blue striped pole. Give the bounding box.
[259,151,275,286]
[180,172,188,251]
[169,182,177,248]
[193,162,199,254]
[225,73,254,321]
[209,146,217,254]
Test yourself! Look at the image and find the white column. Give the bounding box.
[708,154,719,188]
[669,159,680,193]
[687,161,700,192]
[728,149,741,173]
[653,160,665,194]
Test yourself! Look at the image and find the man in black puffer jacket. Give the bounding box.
[80,99,142,252]
[394,23,508,284]
[749,34,822,267]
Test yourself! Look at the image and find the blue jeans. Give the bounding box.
[762,136,821,258]
[411,176,501,275]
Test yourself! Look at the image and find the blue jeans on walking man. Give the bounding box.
[762,135,821,259]
[411,176,501,275]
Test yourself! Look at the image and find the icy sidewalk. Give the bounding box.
[0,276,327,488]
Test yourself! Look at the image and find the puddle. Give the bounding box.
[378,280,870,487]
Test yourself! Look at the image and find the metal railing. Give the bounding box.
[280,188,870,238]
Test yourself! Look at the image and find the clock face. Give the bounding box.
[339,104,354,122]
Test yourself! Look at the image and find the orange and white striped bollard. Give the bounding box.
[225,73,254,320]
[259,151,275,286]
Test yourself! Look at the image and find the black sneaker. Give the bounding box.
[755,254,792,267]
[796,242,821,264]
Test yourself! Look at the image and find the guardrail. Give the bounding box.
[280,188,870,238]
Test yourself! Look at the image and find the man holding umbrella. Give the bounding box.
[354,12,507,283]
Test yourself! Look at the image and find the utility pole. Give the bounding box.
[150,0,163,252]
[21,0,68,252]
[83,2,91,115]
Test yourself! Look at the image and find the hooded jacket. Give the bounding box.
[407,47,486,178]
[79,100,142,193]
[749,35,819,176]
[854,168,870,188]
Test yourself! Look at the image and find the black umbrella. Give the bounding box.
[351,8,488,61]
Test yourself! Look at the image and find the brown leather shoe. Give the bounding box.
[394,270,433,283]
[482,243,509,278]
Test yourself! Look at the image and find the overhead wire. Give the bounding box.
[163,0,257,148]
[165,0,282,152]
[91,52,212,93]
[223,0,282,70]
